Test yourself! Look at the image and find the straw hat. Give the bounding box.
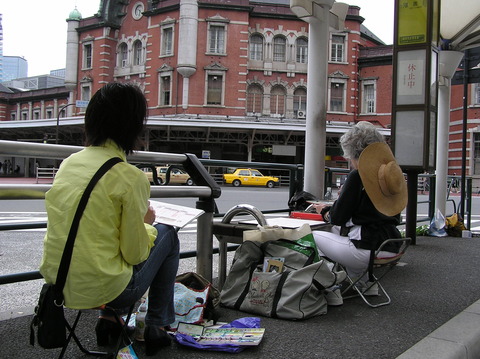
[358,142,407,216]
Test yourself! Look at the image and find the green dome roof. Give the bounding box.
[67,7,82,21]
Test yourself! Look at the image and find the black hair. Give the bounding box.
[84,82,148,154]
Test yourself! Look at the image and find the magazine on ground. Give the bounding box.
[176,322,265,346]
[149,201,204,228]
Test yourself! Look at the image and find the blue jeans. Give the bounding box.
[101,224,180,327]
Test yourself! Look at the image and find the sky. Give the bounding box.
[1,0,394,77]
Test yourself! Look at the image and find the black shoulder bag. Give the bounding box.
[30,157,122,349]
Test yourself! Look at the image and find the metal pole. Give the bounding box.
[56,103,75,144]
[195,198,216,281]
[460,50,469,218]
[405,170,419,245]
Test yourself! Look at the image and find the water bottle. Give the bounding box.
[134,300,148,341]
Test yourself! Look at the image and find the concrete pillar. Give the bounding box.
[435,78,450,215]
[177,0,198,109]
[53,99,58,119]
[303,4,332,198]
[28,102,33,121]
[40,100,45,119]
[435,50,464,217]
[68,92,75,116]
[65,10,81,92]
[290,0,338,198]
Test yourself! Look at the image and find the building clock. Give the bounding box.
[132,2,144,20]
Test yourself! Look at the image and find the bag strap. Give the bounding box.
[54,157,123,301]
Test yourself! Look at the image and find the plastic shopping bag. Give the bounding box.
[428,209,447,237]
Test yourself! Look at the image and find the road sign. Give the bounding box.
[75,100,89,108]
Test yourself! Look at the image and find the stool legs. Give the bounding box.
[58,304,134,358]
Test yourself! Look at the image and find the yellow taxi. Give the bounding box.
[144,166,194,185]
[223,168,279,188]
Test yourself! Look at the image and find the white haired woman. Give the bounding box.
[312,122,407,304]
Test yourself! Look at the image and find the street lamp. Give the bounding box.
[56,103,76,144]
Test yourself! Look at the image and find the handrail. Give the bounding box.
[0,140,221,281]
[1,140,474,288]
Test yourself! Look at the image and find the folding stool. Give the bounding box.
[341,237,411,308]
[58,303,135,359]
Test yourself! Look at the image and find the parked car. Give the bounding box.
[144,166,194,185]
[223,168,279,188]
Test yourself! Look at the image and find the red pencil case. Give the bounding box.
[290,212,323,221]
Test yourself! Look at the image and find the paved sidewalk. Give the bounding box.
[1,235,480,358]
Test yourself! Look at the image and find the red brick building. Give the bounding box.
[1,0,479,182]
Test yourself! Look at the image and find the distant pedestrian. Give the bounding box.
[451,173,458,193]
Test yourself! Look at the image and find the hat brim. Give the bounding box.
[358,142,408,216]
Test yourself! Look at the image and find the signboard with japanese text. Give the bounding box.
[397,0,428,45]
[396,50,426,104]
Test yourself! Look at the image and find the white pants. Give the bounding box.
[313,226,396,280]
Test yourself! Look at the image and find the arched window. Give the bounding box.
[118,43,128,67]
[249,34,264,61]
[293,87,307,116]
[296,37,308,64]
[246,84,263,114]
[133,40,144,65]
[273,36,286,62]
[270,85,286,115]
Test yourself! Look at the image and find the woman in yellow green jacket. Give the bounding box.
[40,83,179,356]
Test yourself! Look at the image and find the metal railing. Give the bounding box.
[35,167,58,183]
[0,140,305,287]
[418,174,472,229]
[0,139,473,287]
[0,140,221,283]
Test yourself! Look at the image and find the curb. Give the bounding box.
[396,299,480,359]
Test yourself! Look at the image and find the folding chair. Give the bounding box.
[58,303,135,359]
[341,237,411,308]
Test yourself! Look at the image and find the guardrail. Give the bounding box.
[0,140,473,287]
[35,167,58,183]
[0,140,221,282]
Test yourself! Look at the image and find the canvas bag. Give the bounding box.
[220,239,345,320]
[243,223,313,244]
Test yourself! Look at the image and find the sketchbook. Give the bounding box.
[149,201,204,228]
